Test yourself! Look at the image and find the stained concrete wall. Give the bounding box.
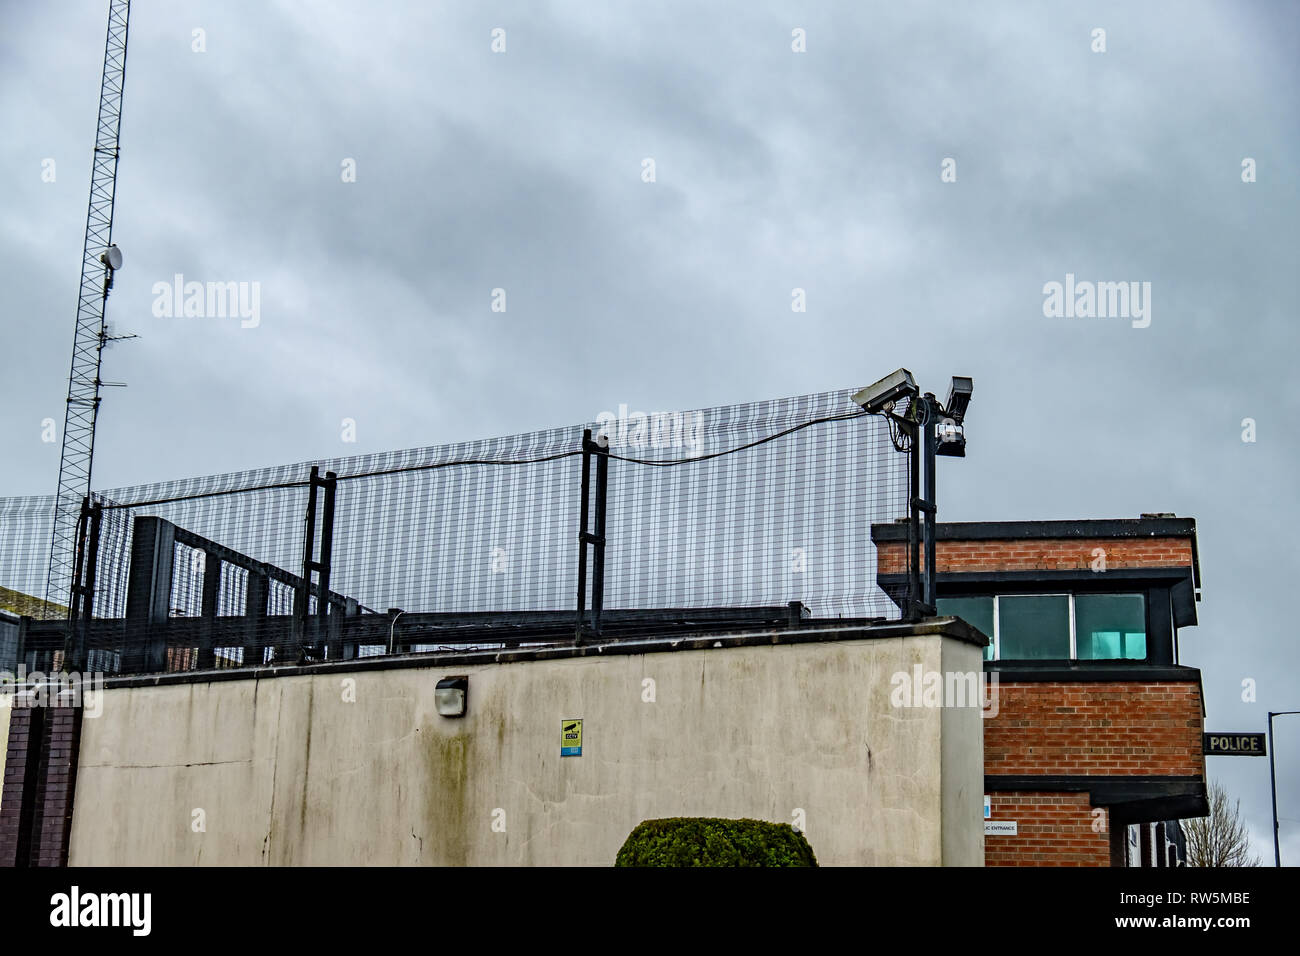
[68,632,984,866]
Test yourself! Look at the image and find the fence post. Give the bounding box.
[338,597,359,660]
[14,615,28,674]
[243,572,268,668]
[575,430,610,640]
[80,502,101,671]
[297,467,319,655]
[64,500,102,674]
[907,417,922,621]
[575,430,591,641]
[124,516,174,673]
[319,471,337,659]
[591,433,609,636]
[61,499,90,673]
[197,550,220,669]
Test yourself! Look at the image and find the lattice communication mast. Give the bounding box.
[44,0,131,618]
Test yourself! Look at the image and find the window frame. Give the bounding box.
[992,593,999,661]
[1071,591,1148,662]
[993,592,1072,662]
[937,590,1149,663]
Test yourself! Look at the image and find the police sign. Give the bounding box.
[1203,732,1267,756]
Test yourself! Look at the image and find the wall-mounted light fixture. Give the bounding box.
[435,676,469,718]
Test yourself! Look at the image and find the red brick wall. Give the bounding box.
[876,536,1194,575]
[986,681,1205,777]
[985,792,1111,866]
[875,529,1202,866]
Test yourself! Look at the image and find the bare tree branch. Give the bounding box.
[1183,779,1261,867]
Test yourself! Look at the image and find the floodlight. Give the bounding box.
[435,676,469,717]
[936,419,966,458]
[101,244,123,271]
[852,368,918,415]
[945,376,973,423]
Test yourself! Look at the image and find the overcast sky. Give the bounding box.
[2,0,1297,863]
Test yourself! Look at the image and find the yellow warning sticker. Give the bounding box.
[561,718,583,757]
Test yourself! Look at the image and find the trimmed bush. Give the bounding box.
[615,817,818,867]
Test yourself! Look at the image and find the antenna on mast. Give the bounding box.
[44,0,132,659]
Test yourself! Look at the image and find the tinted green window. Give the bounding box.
[997,594,1070,660]
[936,596,995,660]
[1075,593,1146,660]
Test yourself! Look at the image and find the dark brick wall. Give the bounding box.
[36,708,83,867]
[1,706,40,866]
[0,707,44,868]
[0,703,82,867]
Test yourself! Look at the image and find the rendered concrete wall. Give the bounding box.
[941,635,986,866]
[69,633,983,866]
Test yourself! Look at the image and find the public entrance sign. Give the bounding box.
[1203,732,1267,756]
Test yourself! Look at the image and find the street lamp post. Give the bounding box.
[1269,710,1300,867]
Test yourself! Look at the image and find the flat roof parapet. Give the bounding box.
[870,517,1197,542]
[93,615,986,691]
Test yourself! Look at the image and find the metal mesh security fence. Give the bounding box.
[0,388,911,673]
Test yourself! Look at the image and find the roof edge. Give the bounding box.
[871,517,1198,543]
[86,616,985,691]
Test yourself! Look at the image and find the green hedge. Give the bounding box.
[615,817,818,867]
